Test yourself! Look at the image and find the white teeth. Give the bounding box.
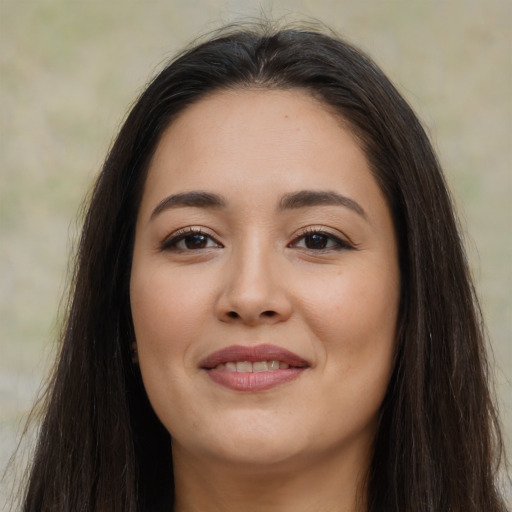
[253,361,268,372]
[236,361,252,372]
[268,360,280,370]
[214,360,288,372]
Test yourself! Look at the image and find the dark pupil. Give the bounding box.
[305,233,328,249]
[185,234,208,249]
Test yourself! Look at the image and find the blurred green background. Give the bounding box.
[1,0,511,504]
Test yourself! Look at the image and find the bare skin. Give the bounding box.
[130,89,400,511]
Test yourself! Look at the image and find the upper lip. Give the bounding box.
[200,344,309,369]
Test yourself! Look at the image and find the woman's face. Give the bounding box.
[130,89,400,471]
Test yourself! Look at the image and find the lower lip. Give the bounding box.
[204,368,305,391]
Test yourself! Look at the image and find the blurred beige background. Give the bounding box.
[1,0,511,503]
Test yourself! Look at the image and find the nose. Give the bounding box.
[215,243,292,326]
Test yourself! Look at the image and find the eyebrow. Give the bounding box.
[150,189,367,220]
[150,191,226,219]
[278,190,367,219]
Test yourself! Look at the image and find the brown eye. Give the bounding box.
[303,233,330,249]
[290,230,353,251]
[182,233,210,249]
[162,229,222,251]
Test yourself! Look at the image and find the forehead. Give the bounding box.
[139,88,386,222]
[168,87,347,136]
[149,89,362,175]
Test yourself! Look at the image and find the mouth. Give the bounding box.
[200,344,309,392]
[213,360,292,372]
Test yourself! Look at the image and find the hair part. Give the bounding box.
[19,21,508,512]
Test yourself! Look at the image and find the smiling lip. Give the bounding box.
[200,344,309,392]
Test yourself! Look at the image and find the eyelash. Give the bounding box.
[288,227,354,252]
[160,227,223,252]
[160,226,353,252]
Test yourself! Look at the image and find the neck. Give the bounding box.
[172,442,369,512]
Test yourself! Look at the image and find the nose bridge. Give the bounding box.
[217,231,290,324]
[233,236,273,296]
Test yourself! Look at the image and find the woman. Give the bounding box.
[21,24,507,511]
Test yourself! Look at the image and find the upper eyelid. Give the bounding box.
[166,226,217,238]
[160,227,222,249]
[160,225,353,249]
[293,225,350,241]
[290,226,355,249]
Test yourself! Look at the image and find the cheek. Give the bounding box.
[131,267,214,354]
[300,266,398,414]
[130,268,214,430]
[294,259,399,419]
[296,265,399,352]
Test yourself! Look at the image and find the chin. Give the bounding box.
[207,438,307,469]
[184,416,310,468]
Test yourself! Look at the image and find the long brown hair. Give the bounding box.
[21,23,507,511]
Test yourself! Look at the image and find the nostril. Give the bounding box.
[226,310,276,320]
